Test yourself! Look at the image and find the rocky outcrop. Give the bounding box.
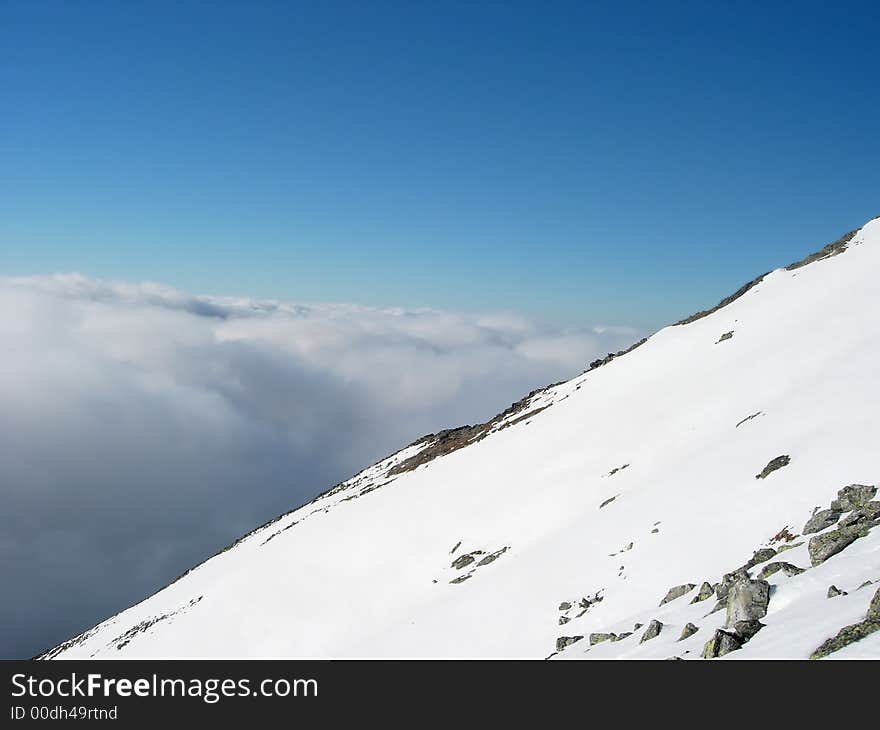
[839,502,880,529]
[803,509,841,535]
[640,620,663,643]
[702,629,742,658]
[827,585,847,598]
[589,632,616,646]
[756,456,790,479]
[808,524,869,566]
[830,484,877,512]
[758,561,805,580]
[556,636,584,652]
[810,589,880,659]
[726,578,770,627]
[690,581,716,604]
[659,583,696,606]
[679,623,698,641]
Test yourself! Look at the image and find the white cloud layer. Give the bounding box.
[0,273,642,657]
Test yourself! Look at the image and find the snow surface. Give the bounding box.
[46,219,880,659]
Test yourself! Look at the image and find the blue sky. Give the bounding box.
[2,0,878,330]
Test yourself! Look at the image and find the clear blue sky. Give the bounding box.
[2,0,878,329]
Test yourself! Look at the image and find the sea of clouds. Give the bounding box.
[0,273,642,657]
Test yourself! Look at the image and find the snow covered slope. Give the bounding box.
[44,219,880,660]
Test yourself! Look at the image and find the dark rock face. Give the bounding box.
[599,495,617,509]
[660,583,697,606]
[808,524,869,566]
[691,581,716,604]
[758,561,805,580]
[839,501,880,528]
[589,632,616,646]
[679,623,699,641]
[756,455,791,479]
[744,548,777,569]
[827,585,847,598]
[726,578,770,627]
[810,620,880,659]
[702,629,742,658]
[556,636,584,652]
[716,331,734,344]
[733,620,765,641]
[451,554,476,570]
[830,484,877,512]
[640,620,663,643]
[803,509,842,535]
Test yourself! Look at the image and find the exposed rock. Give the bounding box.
[808,524,869,566]
[599,495,618,509]
[716,568,751,603]
[744,547,777,569]
[660,583,697,606]
[556,636,584,652]
[679,623,699,641]
[858,580,874,590]
[449,573,472,584]
[830,484,877,512]
[476,547,509,566]
[726,578,770,627]
[640,620,663,643]
[451,554,475,570]
[758,561,805,580]
[608,464,629,476]
[690,581,716,604]
[450,540,462,554]
[786,227,858,270]
[776,541,804,554]
[702,629,742,658]
[869,587,880,620]
[733,620,765,641]
[803,509,842,535]
[589,632,616,646]
[736,411,763,428]
[810,620,880,659]
[633,622,643,630]
[613,632,632,641]
[839,502,880,528]
[558,616,571,625]
[558,602,572,611]
[756,455,790,479]
[716,331,734,343]
[827,585,847,598]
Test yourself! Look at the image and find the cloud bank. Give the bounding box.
[0,274,642,657]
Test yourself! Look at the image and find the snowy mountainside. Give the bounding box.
[44,218,880,659]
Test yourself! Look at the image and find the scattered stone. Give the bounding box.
[449,574,472,584]
[716,331,734,343]
[608,464,629,477]
[558,616,571,625]
[691,581,715,604]
[660,583,697,606]
[613,632,632,641]
[827,585,847,598]
[736,411,763,428]
[589,632,616,646]
[733,620,765,641]
[679,623,699,641]
[868,587,880,620]
[776,541,804,554]
[758,561,805,580]
[810,620,880,659]
[839,502,880,528]
[450,540,462,554]
[744,547,777,569]
[756,455,790,479]
[633,622,643,630]
[830,484,877,512]
[599,495,618,509]
[808,524,869,566]
[726,578,770,627]
[651,528,660,534]
[803,509,841,535]
[858,580,874,590]
[451,554,476,570]
[559,601,572,611]
[716,568,751,603]
[640,620,663,643]
[476,546,509,566]
[556,636,584,652]
[702,629,742,658]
